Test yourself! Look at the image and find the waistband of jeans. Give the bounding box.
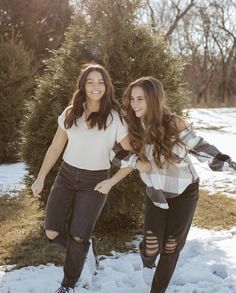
[184,180,199,193]
[61,161,109,174]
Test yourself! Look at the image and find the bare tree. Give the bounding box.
[145,0,195,43]
[144,0,236,106]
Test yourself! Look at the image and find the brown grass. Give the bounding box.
[0,192,65,268]
[0,188,235,268]
[193,189,236,230]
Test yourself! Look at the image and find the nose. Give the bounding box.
[132,100,138,107]
[92,83,99,91]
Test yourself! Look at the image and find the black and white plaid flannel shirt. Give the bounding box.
[110,124,236,209]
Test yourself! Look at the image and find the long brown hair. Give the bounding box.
[123,76,182,168]
[64,64,122,130]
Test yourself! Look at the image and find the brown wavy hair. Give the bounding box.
[64,64,122,130]
[123,76,183,168]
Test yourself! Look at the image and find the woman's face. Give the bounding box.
[130,86,147,119]
[85,70,106,102]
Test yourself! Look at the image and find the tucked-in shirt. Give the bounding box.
[58,106,128,170]
[111,123,236,209]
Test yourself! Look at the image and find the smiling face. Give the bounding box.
[85,70,106,102]
[130,86,148,119]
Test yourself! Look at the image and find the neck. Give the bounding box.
[140,118,147,128]
[85,100,100,113]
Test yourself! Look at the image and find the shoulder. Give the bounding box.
[110,109,123,122]
[60,105,72,118]
[171,115,189,132]
[111,109,120,117]
[65,105,73,115]
[109,109,127,127]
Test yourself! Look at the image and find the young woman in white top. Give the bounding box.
[120,76,236,293]
[31,64,132,293]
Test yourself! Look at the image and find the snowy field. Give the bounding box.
[1,227,236,293]
[0,108,236,293]
[0,162,27,197]
[188,108,236,199]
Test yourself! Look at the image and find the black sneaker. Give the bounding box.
[55,286,74,293]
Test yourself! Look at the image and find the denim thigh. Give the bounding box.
[144,182,199,252]
[44,162,77,235]
[166,182,199,251]
[69,167,110,240]
[45,161,109,238]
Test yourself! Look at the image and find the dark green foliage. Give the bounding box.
[0,37,36,163]
[0,0,72,58]
[23,0,187,230]
[95,170,145,233]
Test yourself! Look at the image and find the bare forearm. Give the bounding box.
[37,145,63,180]
[109,167,133,186]
[94,167,133,194]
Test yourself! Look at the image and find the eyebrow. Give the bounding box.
[130,95,145,98]
[86,78,104,81]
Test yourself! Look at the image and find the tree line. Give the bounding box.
[145,0,236,107]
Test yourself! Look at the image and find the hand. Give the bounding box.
[31,178,44,197]
[94,179,114,194]
[229,160,236,171]
[136,160,152,173]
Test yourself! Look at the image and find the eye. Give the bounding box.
[86,80,92,84]
[98,80,105,84]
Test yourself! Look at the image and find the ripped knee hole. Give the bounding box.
[164,236,178,254]
[73,236,85,243]
[45,230,59,240]
[145,230,159,256]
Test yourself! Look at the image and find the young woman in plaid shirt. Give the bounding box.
[120,76,236,293]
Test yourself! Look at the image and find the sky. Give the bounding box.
[0,107,236,293]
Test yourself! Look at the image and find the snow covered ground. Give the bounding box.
[0,108,236,293]
[188,108,236,199]
[0,162,27,197]
[1,227,236,293]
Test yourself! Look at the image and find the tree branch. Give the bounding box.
[165,0,195,41]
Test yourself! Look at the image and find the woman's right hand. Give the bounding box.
[136,160,152,173]
[31,178,44,197]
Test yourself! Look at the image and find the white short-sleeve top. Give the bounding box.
[58,106,128,170]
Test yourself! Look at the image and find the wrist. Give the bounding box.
[109,177,117,186]
[37,175,45,182]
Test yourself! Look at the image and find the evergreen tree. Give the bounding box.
[0,0,72,58]
[23,0,187,230]
[0,37,36,163]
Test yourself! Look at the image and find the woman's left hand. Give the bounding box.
[94,179,114,194]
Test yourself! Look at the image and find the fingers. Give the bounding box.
[94,180,110,194]
[95,185,106,194]
[94,183,101,191]
[33,191,40,198]
[31,186,39,197]
[31,180,43,197]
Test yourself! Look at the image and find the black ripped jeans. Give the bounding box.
[140,182,199,293]
[45,161,109,288]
